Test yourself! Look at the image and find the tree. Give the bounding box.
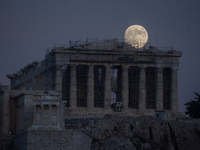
[185,92,200,119]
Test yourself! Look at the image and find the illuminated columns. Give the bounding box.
[122,65,129,110]
[138,67,146,109]
[156,68,163,110]
[171,67,178,111]
[87,65,94,108]
[104,65,112,110]
[31,99,65,131]
[70,64,77,108]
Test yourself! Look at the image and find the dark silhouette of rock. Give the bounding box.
[65,115,200,150]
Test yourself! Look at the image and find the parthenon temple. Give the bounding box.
[5,39,183,116]
[1,39,184,137]
[1,39,182,131]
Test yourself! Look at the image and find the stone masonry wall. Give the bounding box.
[2,115,200,150]
[13,130,92,150]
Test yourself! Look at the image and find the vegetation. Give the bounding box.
[185,92,200,119]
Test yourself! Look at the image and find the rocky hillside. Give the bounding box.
[65,115,200,150]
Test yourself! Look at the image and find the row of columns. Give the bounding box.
[33,104,60,126]
[64,64,178,111]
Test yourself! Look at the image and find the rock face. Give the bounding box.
[65,115,200,150]
[1,115,200,149]
[0,134,15,150]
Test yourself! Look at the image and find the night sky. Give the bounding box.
[0,0,200,113]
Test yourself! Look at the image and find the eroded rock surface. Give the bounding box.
[65,115,200,150]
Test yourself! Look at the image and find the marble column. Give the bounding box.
[122,66,129,110]
[33,104,36,125]
[57,105,60,125]
[171,67,178,111]
[138,67,146,109]
[104,65,112,110]
[156,68,163,110]
[49,104,52,125]
[87,65,94,108]
[70,64,77,108]
[41,104,44,125]
[55,65,62,95]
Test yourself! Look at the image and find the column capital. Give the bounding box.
[172,67,179,70]
[140,66,146,70]
[88,64,94,67]
[123,65,129,69]
[156,61,164,68]
[55,64,62,69]
[139,64,147,69]
[157,67,163,73]
[106,64,111,68]
[55,104,60,107]
[71,64,77,67]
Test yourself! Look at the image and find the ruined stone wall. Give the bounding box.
[0,90,55,135]
[8,60,45,90]
[65,115,200,150]
[15,94,35,133]
[13,130,92,150]
[0,88,26,134]
[0,89,10,134]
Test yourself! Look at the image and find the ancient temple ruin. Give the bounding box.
[0,39,184,149]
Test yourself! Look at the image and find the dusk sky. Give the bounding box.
[0,0,200,112]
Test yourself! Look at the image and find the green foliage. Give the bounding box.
[185,92,200,119]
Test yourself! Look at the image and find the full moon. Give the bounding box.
[124,25,148,49]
